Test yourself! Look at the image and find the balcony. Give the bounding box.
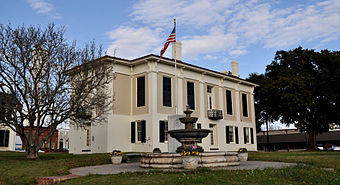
[207,109,223,120]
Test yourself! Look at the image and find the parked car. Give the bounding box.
[54,148,69,153]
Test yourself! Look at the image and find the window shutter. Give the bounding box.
[226,126,230,144]
[244,127,247,144]
[131,122,135,143]
[250,128,254,144]
[235,127,239,144]
[159,121,165,143]
[141,120,146,143]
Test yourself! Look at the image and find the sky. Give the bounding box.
[1,0,340,79]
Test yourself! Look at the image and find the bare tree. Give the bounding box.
[0,24,113,159]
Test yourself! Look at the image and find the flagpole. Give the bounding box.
[173,18,178,115]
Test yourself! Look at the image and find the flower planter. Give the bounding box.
[111,156,122,164]
[182,156,199,170]
[238,153,248,162]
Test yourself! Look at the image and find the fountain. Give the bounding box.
[167,106,211,153]
[140,106,241,169]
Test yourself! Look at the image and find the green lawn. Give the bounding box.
[0,151,339,185]
[0,151,111,184]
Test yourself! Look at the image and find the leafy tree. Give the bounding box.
[248,47,340,150]
[0,24,113,159]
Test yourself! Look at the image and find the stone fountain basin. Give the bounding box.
[179,117,198,124]
[168,129,211,139]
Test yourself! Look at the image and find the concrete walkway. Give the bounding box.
[70,161,297,176]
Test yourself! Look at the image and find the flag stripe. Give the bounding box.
[160,26,176,57]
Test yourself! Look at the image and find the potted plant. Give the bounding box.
[181,145,200,170]
[237,148,248,162]
[110,150,123,164]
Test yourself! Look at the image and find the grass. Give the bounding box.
[0,151,339,185]
[61,166,339,185]
[248,151,340,172]
[0,151,111,184]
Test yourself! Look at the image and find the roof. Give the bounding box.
[66,54,258,87]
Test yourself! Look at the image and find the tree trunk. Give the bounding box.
[307,129,317,151]
[26,152,39,160]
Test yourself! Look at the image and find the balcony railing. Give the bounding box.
[207,109,223,120]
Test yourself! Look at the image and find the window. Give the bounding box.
[131,120,146,143]
[226,126,234,144]
[235,126,239,144]
[244,127,250,144]
[207,85,213,110]
[163,76,172,107]
[207,86,212,93]
[226,90,233,115]
[159,120,168,143]
[137,76,145,107]
[196,123,201,129]
[187,81,195,110]
[242,93,248,117]
[0,130,9,147]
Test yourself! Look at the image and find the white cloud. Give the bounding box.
[106,26,162,59]
[25,0,60,19]
[107,0,340,60]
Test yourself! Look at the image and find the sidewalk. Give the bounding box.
[70,161,297,176]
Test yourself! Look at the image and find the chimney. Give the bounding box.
[172,41,182,61]
[231,60,239,77]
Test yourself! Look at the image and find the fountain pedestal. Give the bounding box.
[167,106,211,153]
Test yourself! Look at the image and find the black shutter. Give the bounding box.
[0,130,4,147]
[187,82,195,110]
[235,127,239,144]
[250,128,254,144]
[226,90,233,115]
[137,76,145,107]
[4,130,9,147]
[131,122,135,143]
[197,123,201,129]
[244,127,247,144]
[141,120,146,143]
[159,121,165,143]
[242,94,248,117]
[226,126,230,144]
[163,77,172,107]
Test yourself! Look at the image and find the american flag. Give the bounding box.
[160,26,176,57]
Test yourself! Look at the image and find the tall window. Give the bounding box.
[235,126,239,144]
[226,126,234,144]
[207,85,214,110]
[242,93,248,117]
[226,90,233,115]
[187,81,195,110]
[163,76,172,107]
[137,76,145,107]
[0,130,9,147]
[244,127,250,144]
[159,120,168,143]
[86,129,90,146]
[131,120,146,143]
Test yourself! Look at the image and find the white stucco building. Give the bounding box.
[69,42,257,154]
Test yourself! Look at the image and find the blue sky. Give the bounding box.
[1,0,340,79]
